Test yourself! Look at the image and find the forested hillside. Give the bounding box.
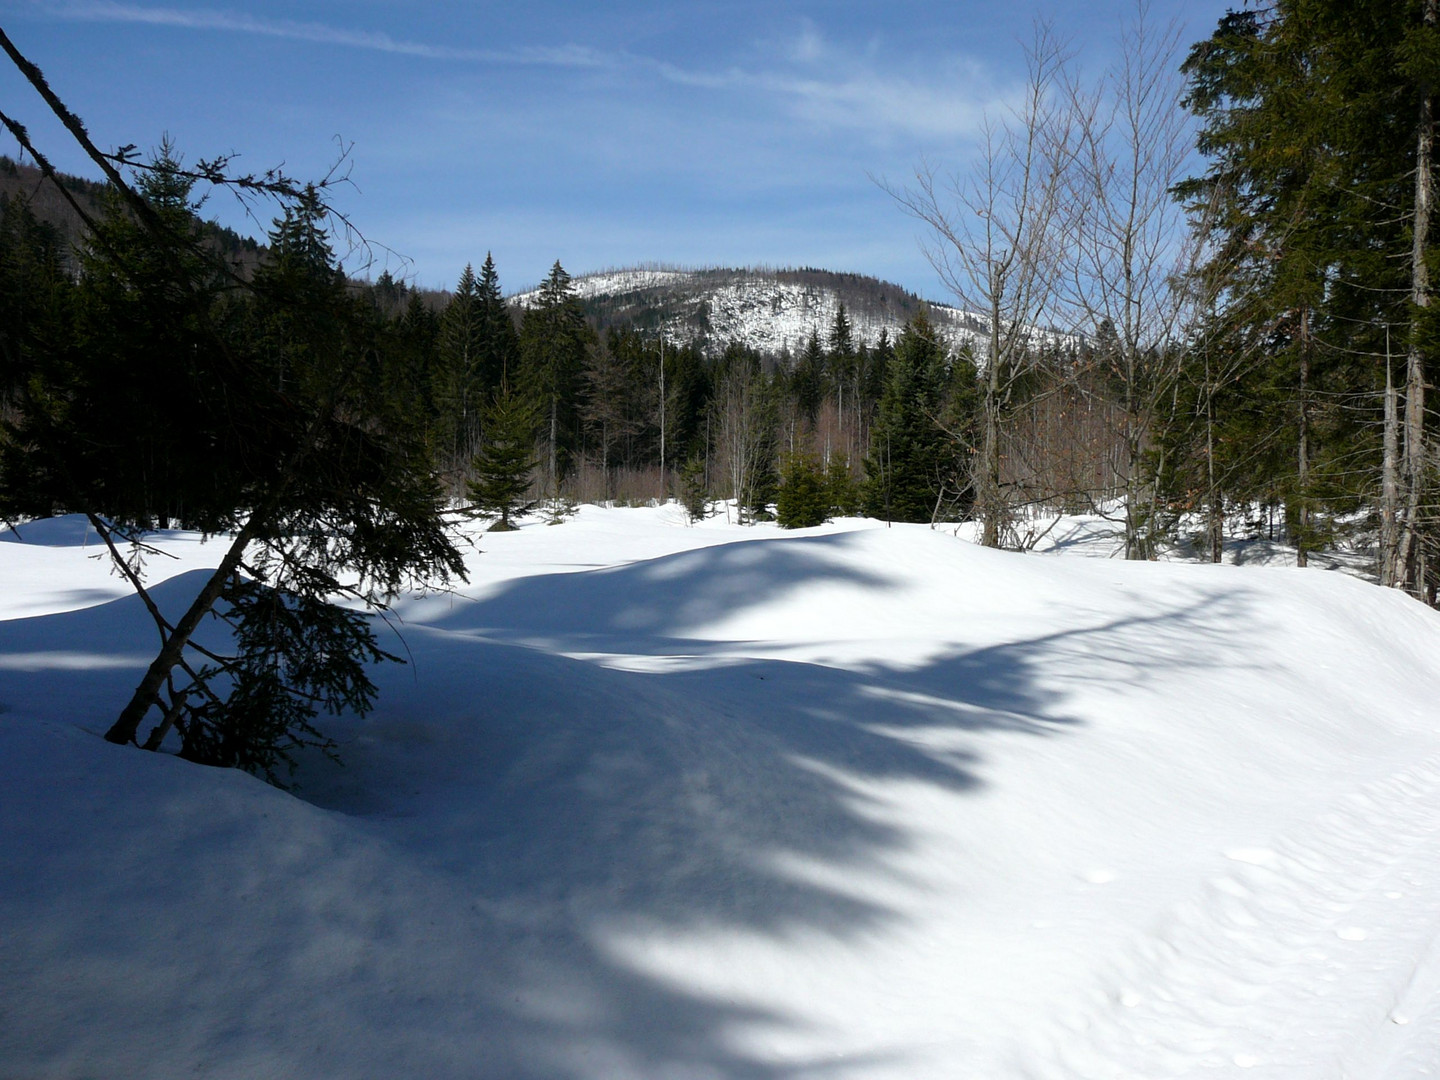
[511,265,992,356]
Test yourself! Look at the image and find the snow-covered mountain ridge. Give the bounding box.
[511,265,993,356]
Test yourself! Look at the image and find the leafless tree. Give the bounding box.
[884,23,1075,548]
[712,357,776,523]
[1061,1,1196,558]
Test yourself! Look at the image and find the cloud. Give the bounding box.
[655,62,1003,143]
[51,2,616,68]
[48,2,1011,142]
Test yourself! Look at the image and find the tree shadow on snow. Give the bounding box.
[280,534,1262,1078]
[0,532,1266,1079]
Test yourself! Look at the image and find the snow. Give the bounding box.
[4,506,1440,1078]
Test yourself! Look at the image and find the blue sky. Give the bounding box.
[0,1,1236,298]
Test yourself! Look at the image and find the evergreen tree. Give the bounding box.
[580,332,635,494]
[0,192,70,418]
[1178,0,1440,589]
[826,455,861,517]
[475,252,518,391]
[776,449,830,528]
[435,263,485,473]
[0,139,465,783]
[827,304,859,448]
[468,384,538,530]
[519,261,591,496]
[863,311,955,523]
[678,453,709,522]
[791,328,825,426]
[390,291,441,426]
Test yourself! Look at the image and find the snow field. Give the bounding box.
[2,505,1440,1078]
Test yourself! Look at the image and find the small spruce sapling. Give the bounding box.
[468,385,537,531]
[776,450,830,528]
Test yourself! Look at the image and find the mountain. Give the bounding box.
[510,265,995,356]
[0,155,265,278]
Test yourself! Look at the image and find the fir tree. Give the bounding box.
[678,454,709,522]
[435,263,485,473]
[826,454,861,517]
[0,136,465,784]
[475,253,519,390]
[791,328,825,426]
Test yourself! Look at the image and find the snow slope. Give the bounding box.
[3,507,1440,1078]
[510,266,992,356]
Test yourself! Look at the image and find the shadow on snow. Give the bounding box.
[0,531,1261,1078]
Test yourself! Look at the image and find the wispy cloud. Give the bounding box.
[660,62,999,141]
[52,2,616,68]
[655,22,1010,143]
[48,2,1009,142]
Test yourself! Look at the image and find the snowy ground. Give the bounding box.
[3,506,1440,1079]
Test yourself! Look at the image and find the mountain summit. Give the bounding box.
[510,265,990,355]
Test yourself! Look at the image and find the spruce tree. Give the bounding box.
[475,252,519,391]
[678,454,709,522]
[519,261,591,498]
[777,450,830,528]
[863,312,954,523]
[0,137,465,784]
[828,304,859,447]
[826,454,860,517]
[791,328,825,425]
[468,384,538,530]
[435,263,485,474]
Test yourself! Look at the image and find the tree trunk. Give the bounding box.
[658,337,666,503]
[1383,344,1401,585]
[1205,351,1223,563]
[980,304,1003,548]
[1296,309,1311,569]
[1401,0,1436,597]
[549,398,558,499]
[104,515,261,744]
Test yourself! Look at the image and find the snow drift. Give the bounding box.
[3,507,1440,1078]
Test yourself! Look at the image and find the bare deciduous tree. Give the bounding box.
[1062,2,1196,558]
[885,23,1075,548]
